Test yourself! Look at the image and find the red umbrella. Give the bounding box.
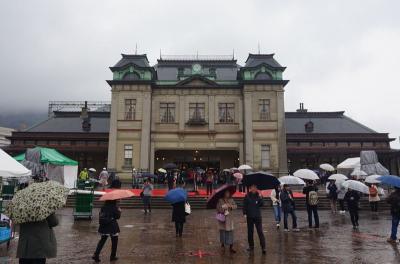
[206,184,236,209]
[99,189,135,201]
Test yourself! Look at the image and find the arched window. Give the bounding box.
[305,121,314,133]
[123,72,140,80]
[254,71,272,80]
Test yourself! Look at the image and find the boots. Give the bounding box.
[92,235,107,263]
[110,236,119,261]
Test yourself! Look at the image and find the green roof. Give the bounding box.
[14,147,78,166]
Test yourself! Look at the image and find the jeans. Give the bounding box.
[306,205,319,228]
[175,222,184,236]
[349,209,359,227]
[283,210,297,229]
[142,196,151,213]
[246,217,266,250]
[273,205,281,223]
[206,182,213,195]
[391,215,400,240]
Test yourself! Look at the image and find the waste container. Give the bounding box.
[73,189,94,220]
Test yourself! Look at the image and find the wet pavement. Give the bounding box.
[1,208,400,264]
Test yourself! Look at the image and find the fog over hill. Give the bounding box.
[0,112,47,131]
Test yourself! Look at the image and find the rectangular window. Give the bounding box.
[259,99,271,120]
[218,103,235,123]
[124,99,136,120]
[261,144,271,168]
[189,103,205,121]
[124,145,133,166]
[160,102,176,123]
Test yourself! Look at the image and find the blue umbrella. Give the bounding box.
[377,175,400,188]
[165,188,187,204]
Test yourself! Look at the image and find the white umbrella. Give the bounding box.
[351,168,367,178]
[158,168,167,173]
[88,168,96,172]
[238,164,252,170]
[278,176,306,186]
[223,169,231,173]
[342,180,369,194]
[328,174,348,181]
[293,169,319,181]
[365,175,381,184]
[320,163,335,172]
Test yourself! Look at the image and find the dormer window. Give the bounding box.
[305,121,314,133]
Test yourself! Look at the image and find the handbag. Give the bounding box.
[216,213,226,223]
[185,202,191,215]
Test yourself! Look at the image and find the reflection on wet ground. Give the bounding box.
[1,208,400,263]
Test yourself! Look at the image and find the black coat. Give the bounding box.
[98,202,121,235]
[303,185,318,206]
[242,192,264,219]
[344,190,360,210]
[280,189,296,212]
[387,190,400,217]
[172,201,186,223]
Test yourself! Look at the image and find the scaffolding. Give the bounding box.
[48,101,111,116]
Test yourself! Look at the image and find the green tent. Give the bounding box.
[14,147,78,166]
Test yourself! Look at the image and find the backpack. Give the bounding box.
[308,190,319,206]
[369,186,378,197]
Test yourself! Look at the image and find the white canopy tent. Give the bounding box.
[0,148,31,178]
[337,157,360,176]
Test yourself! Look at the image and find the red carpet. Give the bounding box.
[103,188,305,198]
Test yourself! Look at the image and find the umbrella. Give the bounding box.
[243,171,280,190]
[88,168,97,172]
[223,169,231,173]
[165,188,187,204]
[230,167,239,172]
[238,164,252,170]
[158,168,167,173]
[342,180,369,194]
[163,163,177,170]
[328,174,348,181]
[206,184,236,209]
[320,163,335,172]
[278,176,306,186]
[377,175,400,188]
[351,168,368,178]
[99,189,135,201]
[365,175,382,184]
[5,181,69,224]
[233,172,243,179]
[293,169,319,181]
[137,173,158,179]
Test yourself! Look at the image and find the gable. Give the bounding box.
[175,75,219,87]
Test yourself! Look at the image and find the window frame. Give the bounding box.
[260,144,271,169]
[189,102,206,121]
[123,144,133,167]
[218,103,235,123]
[258,99,271,121]
[160,102,176,123]
[124,99,136,120]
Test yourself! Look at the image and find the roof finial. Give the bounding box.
[258,42,261,54]
[135,43,138,55]
[232,49,235,59]
[159,49,162,59]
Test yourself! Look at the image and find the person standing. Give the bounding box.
[327,180,338,213]
[167,171,175,190]
[172,201,186,237]
[206,171,214,197]
[337,183,347,214]
[216,190,237,253]
[270,186,281,229]
[344,189,360,229]
[79,168,89,182]
[142,179,154,214]
[242,184,266,254]
[386,187,400,243]
[368,184,380,212]
[99,168,109,191]
[280,184,299,232]
[303,180,320,228]
[92,200,121,262]
[17,213,58,264]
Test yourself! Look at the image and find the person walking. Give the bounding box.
[17,213,58,264]
[270,185,281,229]
[386,187,400,243]
[368,184,380,212]
[337,182,346,214]
[303,180,320,228]
[92,200,121,262]
[99,168,109,191]
[216,190,238,253]
[242,184,266,254]
[327,180,338,213]
[142,179,154,214]
[206,171,214,197]
[344,189,360,229]
[172,201,186,237]
[167,172,175,190]
[280,184,299,232]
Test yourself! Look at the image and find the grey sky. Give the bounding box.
[0,0,399,147]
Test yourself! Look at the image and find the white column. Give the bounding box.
[179,95,185,131]
[243,89,254,166]
[107,90,119,171]
[140,90,152,171]
[208,95,215,131]
[150,141,155,173]
[277,89,288,176]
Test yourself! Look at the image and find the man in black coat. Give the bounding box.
[243,184,266,254]
[387,187,400,243]
[280,184,299,232]
[344,189,360,229]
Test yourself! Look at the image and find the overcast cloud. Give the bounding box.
[0,0,399,147]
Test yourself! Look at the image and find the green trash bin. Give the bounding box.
[73,189,94,220]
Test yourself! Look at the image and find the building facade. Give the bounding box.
[107,53,289,178]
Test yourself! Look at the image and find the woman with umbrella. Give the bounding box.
[165,188,188,237]
[208,185,237,253]
[92,189,134,262]
[344,188,361,229]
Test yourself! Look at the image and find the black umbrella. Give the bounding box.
[206,184,236,209]
[243,171,280,190]
[163,163,177,170]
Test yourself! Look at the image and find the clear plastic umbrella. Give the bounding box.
[320,163,335,172]
[238,164,252,170]
[365,175,381,184]
[293,169,319,181]
[278,175,306,186]
[342,180,369,194]
[328,174,348,181]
